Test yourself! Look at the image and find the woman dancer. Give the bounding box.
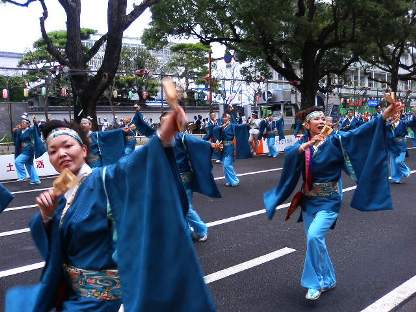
[6,108,215,312]
[264,99,401,301]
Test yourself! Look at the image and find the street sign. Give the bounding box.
[367,99,380,107]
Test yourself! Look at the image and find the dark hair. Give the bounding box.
[41,120,89,148]
[297,107,324,123]
[159,112,169,121]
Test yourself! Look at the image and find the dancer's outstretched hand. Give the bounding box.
[159,106,187,144]
[383,100,404,120]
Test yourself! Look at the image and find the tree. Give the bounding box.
[166,43,210,94]
[143,0,378,109]
[359,0,416,93]
[114,46,160,104]
[5,0,159,125]
[0,75,26,101]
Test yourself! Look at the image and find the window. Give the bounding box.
[284,104,293,117]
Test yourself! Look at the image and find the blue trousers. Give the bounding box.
[223,144,239,186]
[183,177,208,237]
[15,153,40,183]
[266,137,278,157]
[389,152,410,183]
[301,210,338,290]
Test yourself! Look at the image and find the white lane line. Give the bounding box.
[360,275,416,312]
[207,203,289,227]
[0,262,45,278]
[12,187,51,195]
[2,176,56,184]
[0,248,296,280]
[3,204,37,212]
[7,168,283,195]
[204,247,296,284]
[214,167,282,180]
[0,228,30,237]
[2,173,413,238]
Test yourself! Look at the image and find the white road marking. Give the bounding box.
[0,262,45,278]
[360,275,416,312]
[0,248,296,281]
[11,187,51,195]
[0,228,30,237]
[3,204,37,212]
[7,168,283,195]
[214,168,282,181]
[3,172,414,238]
[204,247,296,284]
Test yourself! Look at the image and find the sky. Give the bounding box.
[0,0,153,53]
[0,0,225,58]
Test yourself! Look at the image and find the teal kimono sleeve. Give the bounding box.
[263,142,302,219]
[33,124,46,159]
[0,183,14,213]
[234,124,251,159]
[13,129,22,157]
[131,111,156,137]
[97,129,126,165]
[338,116,392,211]
[183,134,221,198]
[103,136,215,312]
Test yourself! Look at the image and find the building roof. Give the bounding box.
[0,51,24,59]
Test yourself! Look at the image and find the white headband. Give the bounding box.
[305,111,324,122]
[46,127,83,145]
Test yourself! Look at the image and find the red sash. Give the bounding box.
[285,145,312,221]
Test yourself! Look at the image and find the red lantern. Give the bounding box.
[2,89,8,99]
[60,87,68,97]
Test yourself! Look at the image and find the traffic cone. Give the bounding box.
[256,139,264,154]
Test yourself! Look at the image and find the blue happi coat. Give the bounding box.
[258,119,285,141]
[13,124,46,159]
[386,115,416,155]
[339,116,363,131]
[132,115,220,198]
[213,123,251,159]
[6,136,215,312]
[0,183,14,213]
[264,116,392,220]
[87,129,126,167]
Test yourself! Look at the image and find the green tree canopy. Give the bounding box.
[143,0,385,108]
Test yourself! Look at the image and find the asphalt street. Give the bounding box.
[1,149,416,312]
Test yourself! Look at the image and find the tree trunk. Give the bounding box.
[300,44,319,109]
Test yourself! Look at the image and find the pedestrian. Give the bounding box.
[6,108,215,312]
[264,98,402,301]
[12,114,45,184]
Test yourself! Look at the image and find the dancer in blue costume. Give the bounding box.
[122,117,137,155]
[264,99,402,301]
[258,114,285,158]
[134,111,221,242]
[386,108,416,183]
[213,113,251,187]
[12,114,45,184]
[0,183,14,213]
[80,117,128,167]
[203,112,222,161]
[6,108,215,312]
[339,109,363,131]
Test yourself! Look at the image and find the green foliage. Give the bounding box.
[118,46,160,73]
[143,0,385,107]
[0,75,26,101]
[166,42,210,90]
